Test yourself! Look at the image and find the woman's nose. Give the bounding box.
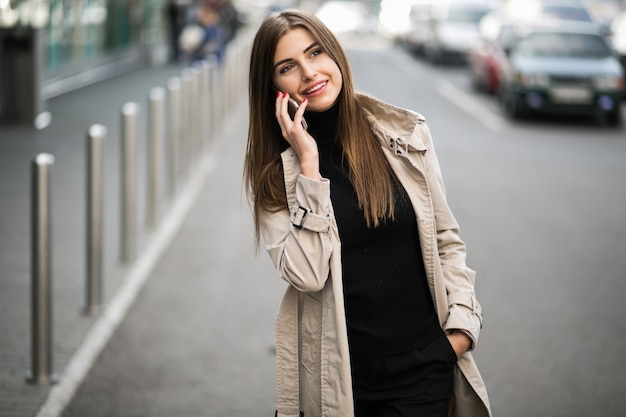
[301,63,317,80]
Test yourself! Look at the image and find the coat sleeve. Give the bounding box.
[259,174,333,293]
[419,123,484,349]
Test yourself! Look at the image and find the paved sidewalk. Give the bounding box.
[58,96,284,417]
[0,60,226,417]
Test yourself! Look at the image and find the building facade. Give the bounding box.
[0,0,171,126]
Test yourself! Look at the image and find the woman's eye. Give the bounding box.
[280,64,294,74]
[311,49,323,57]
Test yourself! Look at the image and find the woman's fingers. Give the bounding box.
[274,91,286,132]
[274,92,320,179]
[293,97,308,130]
[275,91,292,142]
[275,92,307,144]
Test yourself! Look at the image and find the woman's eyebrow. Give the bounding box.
[273,42,320,71]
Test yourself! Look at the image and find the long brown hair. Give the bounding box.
[244,9,395,244]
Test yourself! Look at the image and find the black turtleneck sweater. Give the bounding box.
[305,104,441,356]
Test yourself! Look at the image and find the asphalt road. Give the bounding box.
[61,35,626,417]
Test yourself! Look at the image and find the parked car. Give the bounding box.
[468,1,605,95]
[467,11,519,93]
[402,0,433,54]
[499,23,625,125]
[536,3,594,23]
[503,0,596,25]
[421,0,496,64]
[609,11,626,97]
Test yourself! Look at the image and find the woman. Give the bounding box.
[244,9,491,417]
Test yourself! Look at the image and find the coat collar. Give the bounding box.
[280,95,428,162]
[357,93,428,154]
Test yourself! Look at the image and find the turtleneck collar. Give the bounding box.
[305,100,340,146]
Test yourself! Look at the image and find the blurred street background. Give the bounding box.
[1,0,626,417]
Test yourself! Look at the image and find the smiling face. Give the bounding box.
[272,27,343,112]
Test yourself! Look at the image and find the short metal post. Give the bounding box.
[167,77,181,197]
[205,57,216,136]
[187,67,198,166]
[148,87,165,228]
[194,61,209,153]
[206,56,218,140]
[85,125,106,316]
[180,68,193,175]
[190,66,201,164]
[27,153,57,385]
[121,102,139,263]
[217,59,225,130]
[194,61,207,149]
[239,44,250,112]
[225,47,234,113]
[226,46,233,114]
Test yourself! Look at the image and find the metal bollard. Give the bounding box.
[221,55,228,126]
[85,125,107,316]
[202,60,211,146]
[221,50,229,116]
[148,87,165,228]
[240,44,250,112]
[180,68,193,175]
[230,45,240,110]
[189,67,201,165]
[167,77,181,197]
[226,46,235,112]
[27,153,57,385]
[231,45,241,112]
[206,56,219,140]
[121,102,140,263]
[206,55,222,135]
[195,60,210,150]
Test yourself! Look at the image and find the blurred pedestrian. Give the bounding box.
[210,0,243,45]
[178,0,225,63]
[244,9,491,417]
[165,0,191,61]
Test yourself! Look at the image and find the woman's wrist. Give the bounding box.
[446,330,472,358]
[300,158,320,180]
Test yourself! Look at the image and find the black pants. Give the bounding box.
[351,333,456,417]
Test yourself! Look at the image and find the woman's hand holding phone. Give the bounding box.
[275,92,320,180]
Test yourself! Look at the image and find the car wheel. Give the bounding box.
[470,72,483,92]
[425,46,440,65]
[505,92,526,120]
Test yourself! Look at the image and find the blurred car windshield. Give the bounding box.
[447,8,491,23]
[541,6,593,23]
[445,3,492,24]
[517,32,612,58]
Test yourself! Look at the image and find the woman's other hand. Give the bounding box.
[446,330,472,359]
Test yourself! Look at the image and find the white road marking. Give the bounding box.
[389,51,507,132]
[435,79,507,133]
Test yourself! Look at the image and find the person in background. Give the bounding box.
[244,9,492,417]
[191,0,224,62]
[211,0,243,45]
[165,0,191,61]
[177,0,242,64]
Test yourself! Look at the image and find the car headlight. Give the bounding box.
[593,76,624,91]
[516,73,550,88]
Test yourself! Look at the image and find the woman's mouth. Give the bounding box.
[302,81,327,97]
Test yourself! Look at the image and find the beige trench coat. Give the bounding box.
[259,94,492,417]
